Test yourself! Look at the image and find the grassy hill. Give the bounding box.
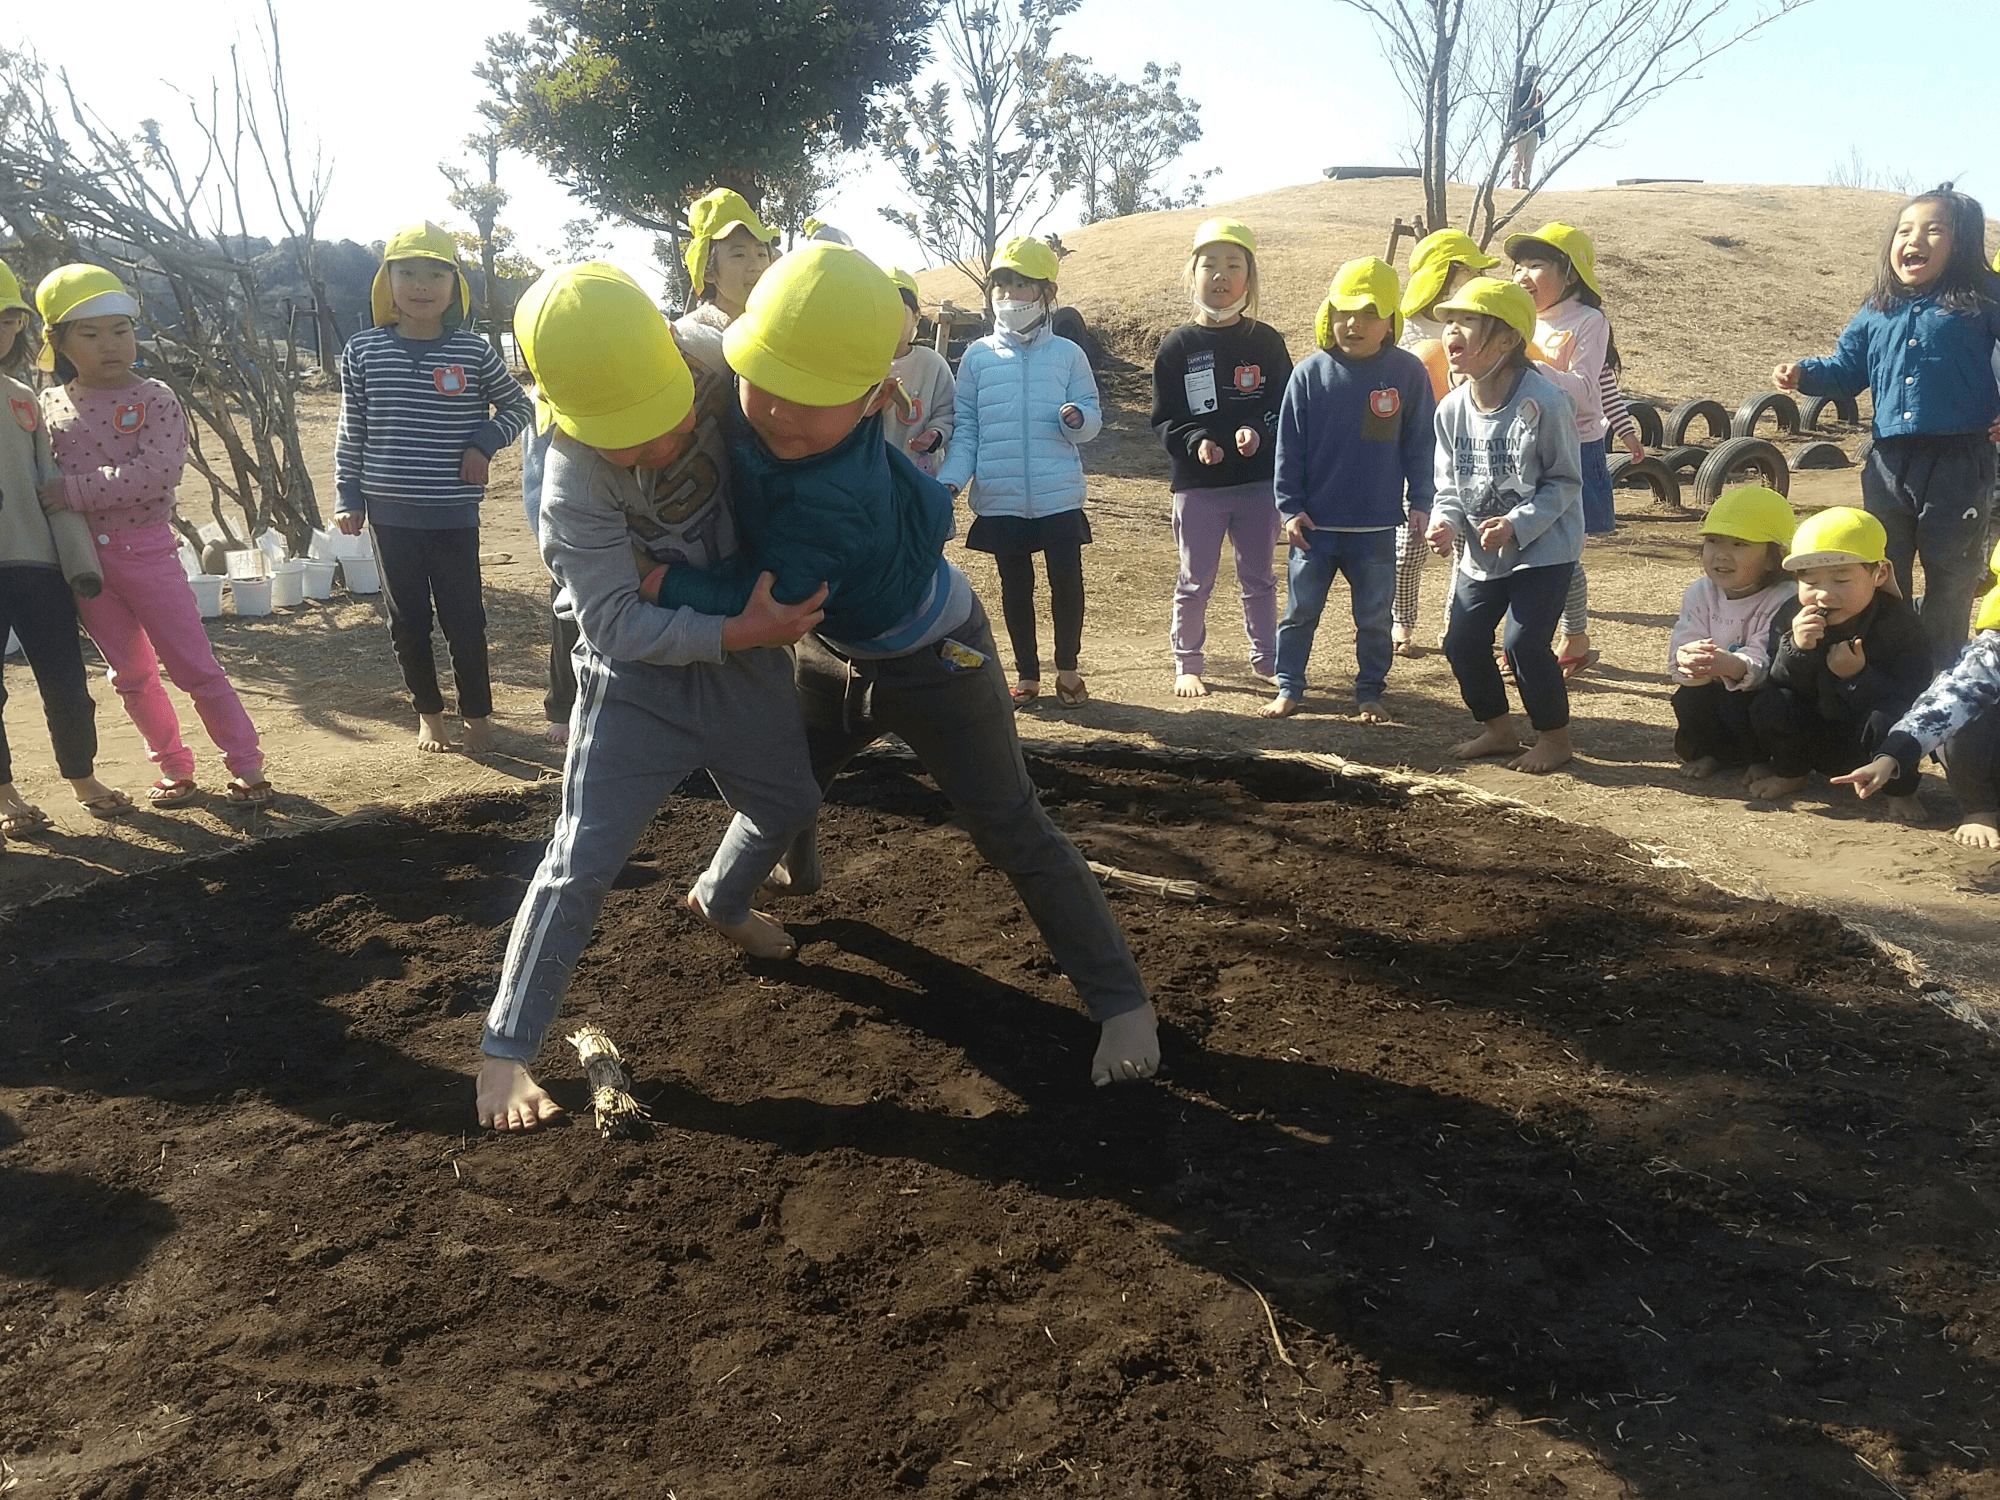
[918,178,1923,410]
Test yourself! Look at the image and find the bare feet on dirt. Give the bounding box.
[1258,694,1300,719]
[1954,815,2000,849]
[476,1057,564,1132]
[1881,793,1926,826]
[686,889,797,960]
[1509,728,1573,776]
[544,722,570,746]
[1357,700,1391,724]
[1091,1002,1160,1087]
[1678,755,1723,780]
[1451,725,1520,760]
[1746,771,1811,801]
[417,713,452,753]
[1173,673,1208,698]
[460,717,495,753]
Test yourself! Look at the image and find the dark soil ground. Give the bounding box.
[6,753,2000,1500]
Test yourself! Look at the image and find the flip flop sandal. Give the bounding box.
[1009,681,1040,704]
[1054,676,1090,708]
[1559,649,1601,681]
[148,779,200,808]
[0,805,52,837]
[78,792,134,820]
[226,779,276,805]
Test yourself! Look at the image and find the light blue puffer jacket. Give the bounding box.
[936,323,1101,517]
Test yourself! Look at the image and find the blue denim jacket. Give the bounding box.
[1797,295,2000,440]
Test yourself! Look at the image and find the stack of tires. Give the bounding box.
[1607,387,1870,512]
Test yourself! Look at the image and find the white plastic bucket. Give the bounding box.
[301,559,337,599]
[225,549,267,581]
[189,575,226,618]
[230,577,273,616]
[271,560,306,607]
[340,556,380,594]
[330,528,374,560]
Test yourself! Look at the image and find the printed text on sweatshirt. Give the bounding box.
[1150,320,1294,492]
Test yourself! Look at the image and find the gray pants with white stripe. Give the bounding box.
[481,644,821,1064]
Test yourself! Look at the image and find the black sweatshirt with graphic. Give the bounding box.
[1150,319,1294,492]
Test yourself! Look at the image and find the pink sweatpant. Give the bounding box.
[75,521,263,783]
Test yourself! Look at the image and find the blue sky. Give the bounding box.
[21,0,1993,291]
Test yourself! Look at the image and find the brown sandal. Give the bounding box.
[226,779,275,805]
[148,779,199,808]
[1054,674,1090,708]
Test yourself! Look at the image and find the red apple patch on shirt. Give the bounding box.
[1370,388,1401,419]
[434,366,468,396]
[1233,364,1263,394]
[9,396,35,432]
[114,403,146,434]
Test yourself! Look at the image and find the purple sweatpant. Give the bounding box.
[1170,481,1280,678]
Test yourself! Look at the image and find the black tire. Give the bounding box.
[1692,436,1789,506]
[1667,398,1731,444]
[1731,391,1801,439]
[1801,393,1861,430]
[1624,398,1663,449]
[1609,454,1683,510]
[1790,440,1852,470]
[1662,444,1708,478]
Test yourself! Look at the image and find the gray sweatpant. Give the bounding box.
[481,644,821,1064]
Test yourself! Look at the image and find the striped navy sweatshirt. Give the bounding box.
[334,327,534,528]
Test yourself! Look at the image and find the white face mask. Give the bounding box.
[993,298,1046,334]
[1195,293,1247,323]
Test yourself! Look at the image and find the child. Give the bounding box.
[35,264,270,806]
[666,241,1160,1089]
[1667,486,1796,778]
[1424,277,1584,774]
[886,268,956,477]
[676,188,780,366]
[1836,539,2000,846]
[478,261,828,1132]
[937,237,1101,707]
[1263,257,1434,721]
[1150,218,1292,697]
[0,257,128,836]
[1506,222,1642,677]
[1746,506,1932,816]
[335,222,533,753]
[1393,229,1498,655]
[1775,184,2000,673]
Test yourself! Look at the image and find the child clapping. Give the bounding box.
[1668,486,1796,778]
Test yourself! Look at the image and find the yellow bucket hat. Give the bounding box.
[888,267,921,306]
[513,262,695,450]
[991,236,1060,286]
[724,242,905,407]
[370,222,473,329]
[1976,538,2000,632]
[1315,257,1403,349]
[1190,218,1256,257]
[34,264,139,370]
[1400,229,1500,319]
[1783,506,1888,571]
[1433,276,1539,345]
[684,188,778,297]
[1702,486,1796,549]
[0,257,29,318]
[1503,222,1602,299]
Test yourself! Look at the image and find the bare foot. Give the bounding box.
[460,716,495,752]
[1249,668,1277,685]
[1743,762,1773,786]
[1747,771,1811,801]
[477,1057,564,1132]
[1451,726,1520,760]
[1258,693,1300,719]
[1678,756,1724,780]
[1357,700,1391,723]
[1509,728,1572,775]
[1391,629,1421,659]
[1092,1002,1160,1087]
[1881,793,1927,825]
[1561,631,1592,662]
[1953,815,2000,849]
[686,889,797,959]
[544,722,570,746]
[417,713,452,753]
[1173,673,1209,698]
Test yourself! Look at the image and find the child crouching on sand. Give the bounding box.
[1667,486,1796,778]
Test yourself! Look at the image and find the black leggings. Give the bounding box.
[993,545,1084,680]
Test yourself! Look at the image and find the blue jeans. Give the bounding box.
[1444,563,1575,732]
[1273,528,1397,703]
[1580,437,1616,535]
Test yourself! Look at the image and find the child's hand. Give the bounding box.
[1827,636,1866,678]
[1426,517,1456,556]
[1476,515,1516,551]
[1196,438,1225,465]
[722,572,828,652]
[37,478,69,513]
[1772,362,1801,392]
[461,447,490,486]
[1406,508,1430,539]
[1676,639,1719,677]
[1620,430,1645,461]
[1234,425,1261,458]
[1059,403,1084,430]
[915,429,943,454]
[1282,513,1317,549]
[1832,755,1900,799]
[1791,604,1826,651]
[335,513,364,536]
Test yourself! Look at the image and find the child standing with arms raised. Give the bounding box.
[939,237,1101,707]
[1151,219,1292,697]
[1776,185,2000,672]
[335,223,534,753]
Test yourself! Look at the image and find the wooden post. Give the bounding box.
[1384,217,1421,266]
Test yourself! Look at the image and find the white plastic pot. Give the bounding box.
[188,575,226,618]
[230,577,273,616]
[339,556,380,594]
[225,549,267,581]
[301,559,338,599]
[271,560,306,607]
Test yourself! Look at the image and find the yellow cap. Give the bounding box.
[1400,229,1499,318]
[888,266,921,304]
[513,262,695,450]
[1975,538,2000,632]
[1315,256,1403,349]
[1433,276,1539,345]
[370,222,474,329]
[684,188,777,297]
[1702,487,1797,549]
[1503,222,1602,299]
[724,242,905,407]
[0,258,28,318]
[1191,218,1256,257]
[991,236,1059,285]
[1783,506,1888,571]
[34,264,139,369]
